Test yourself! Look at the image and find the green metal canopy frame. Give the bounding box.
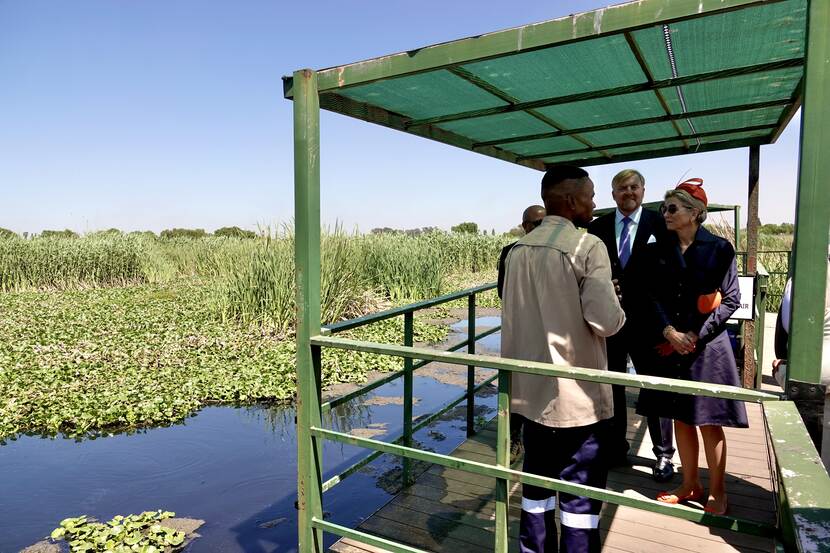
[286,0,830,551]
[285,0,808,170]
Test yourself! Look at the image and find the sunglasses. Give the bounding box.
[659,203,688,215]
[525,219,544,229]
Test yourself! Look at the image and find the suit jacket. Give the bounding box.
[497,242,516,299]
[587,207,668,366]
[587,207,667,290]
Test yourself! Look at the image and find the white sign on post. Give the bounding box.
[731,276,755,320]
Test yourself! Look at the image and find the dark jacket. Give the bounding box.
[497,242,516,299]
[587,207,668,366]
[633,225,747,428]
[587,207,668,297]
[635,225,739,348]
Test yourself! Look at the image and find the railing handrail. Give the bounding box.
[321,282,497,335]
[321,324,501,413]
[312,426,777,538]
[312,335,780,403]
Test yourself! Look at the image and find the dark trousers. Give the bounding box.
[519,419,609,553]
[608,343,675,461]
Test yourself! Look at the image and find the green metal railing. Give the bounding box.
[309,308,792,551]
[754,263,770,389]
[318,283,501,491]
[305,280,830,551]
[737,250,791,313]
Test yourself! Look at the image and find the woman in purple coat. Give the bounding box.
[634,179,747,516]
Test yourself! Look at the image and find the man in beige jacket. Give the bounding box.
[502,165,626,553]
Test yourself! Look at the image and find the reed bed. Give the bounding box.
[217,229,512,332]
[0,235,146,292]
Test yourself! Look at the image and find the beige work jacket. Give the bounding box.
[502,215,626,428]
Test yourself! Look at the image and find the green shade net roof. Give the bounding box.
[285,0,807,170]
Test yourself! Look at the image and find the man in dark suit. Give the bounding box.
[497,204,545,463]
[587,169,675,482]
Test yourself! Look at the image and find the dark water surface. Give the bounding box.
[450,316,502,352]
[0,321,501,552]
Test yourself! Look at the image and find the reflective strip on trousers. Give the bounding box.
[521,496,557,514]
[560,511,600,529]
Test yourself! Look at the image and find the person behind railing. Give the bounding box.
[772,240,830,474]
[502,165,625,553]
[497,203,546,465]
[633,178,747,516]
[587,168,676,482]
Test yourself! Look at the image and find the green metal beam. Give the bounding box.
[466,295,476,438]
[293,69,323,553]
[320,373,498,493]
[623,31,690,149]
[315,92,547,171]
[284,0,786,97]
[311,426,776,537]
[322,282,497,334]
[742,145,761,388]
[311,335,780,403]
[494,370,511,552]
[409,59,801,129]
[516,125,776,161]
[769,76,804,144]
[787,0,830,387]
[402,312,414,485]
[307,79,787,173]
[735,205,742,254]
[594,202,738,218]
[322,324,502,413]
[764,401,830,551]
[312,518,431,553]
[478,98,790,149]
[571,136,769,169]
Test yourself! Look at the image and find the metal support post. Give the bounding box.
[293,68,324,553]
[787,0,830,449]
[734,204,741,254]
[494,369,511,553]
[402,311,414,486]
[466,294,476,437]
[742,145,760,388]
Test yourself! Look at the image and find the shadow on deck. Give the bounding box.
[331,390,777,553]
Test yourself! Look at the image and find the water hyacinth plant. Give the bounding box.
[50,510,185,553]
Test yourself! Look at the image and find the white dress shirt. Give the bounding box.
[615,205,642,259]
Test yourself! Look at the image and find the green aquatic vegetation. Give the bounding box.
[50,510,185,553]
[0,231,504,440]
[0,282,448,441]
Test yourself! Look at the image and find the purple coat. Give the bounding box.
[633,226,748,428]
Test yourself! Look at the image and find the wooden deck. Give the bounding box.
[330,391,777,553]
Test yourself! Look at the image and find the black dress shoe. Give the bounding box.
[652,457,675,483]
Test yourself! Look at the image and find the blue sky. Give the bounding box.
[0,1,801,235]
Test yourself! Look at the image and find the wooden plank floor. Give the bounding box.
[331,390,777,553]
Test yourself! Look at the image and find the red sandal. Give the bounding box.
[656,487,703,504]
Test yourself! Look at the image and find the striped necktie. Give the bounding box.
[619,216,632,268]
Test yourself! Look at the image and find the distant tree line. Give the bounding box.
[0,221,796,240]
[759,223,795,235]
[0,226,259,239]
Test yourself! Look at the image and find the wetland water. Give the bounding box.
[1,319,501,553]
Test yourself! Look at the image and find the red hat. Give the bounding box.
[675,177,707,207]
